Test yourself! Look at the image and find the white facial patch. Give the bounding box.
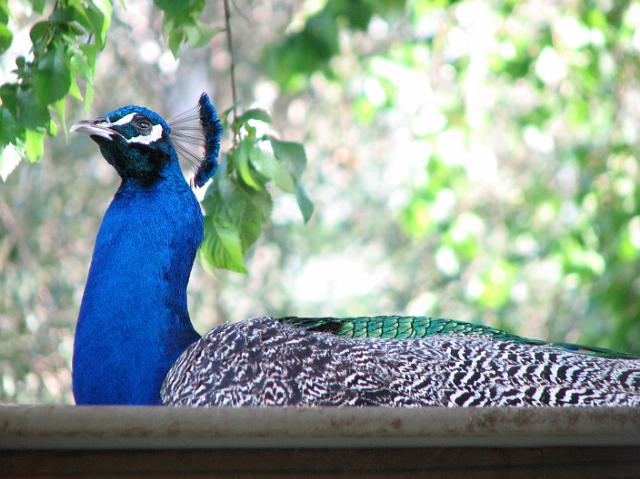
[126,124,164,145]
[111,113,137,126]
[98,112,164,145]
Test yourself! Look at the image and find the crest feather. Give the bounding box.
[168,93,223,188]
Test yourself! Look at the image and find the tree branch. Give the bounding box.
[223,0,239,143]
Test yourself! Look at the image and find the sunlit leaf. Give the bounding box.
[17,88,50,129]
[51,98,66,140]
[87,0,112,47]
[249,145,279,179]
[168,29,184,57]
[270,138,307,180]
[200,220,247,273]
[0,108,17,146]
[272,162,296,193]
[0,144,23,181]
[238,108,272,125]
[184,21,223,48]
[199,177,273,272]
[233,142,261,190]
[295,185,314,223]
[25,129,45,162]
[0,23,12,53]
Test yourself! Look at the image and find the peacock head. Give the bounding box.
[70,93,222,188]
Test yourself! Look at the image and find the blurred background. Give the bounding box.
[1,0,640,404]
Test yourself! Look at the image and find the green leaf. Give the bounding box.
[51,98,66,140]
[0,144,24,181]
[32,43,71,105]
[82,79,94,112]
[0,83,18,114]
[154,0,205,24]
[0,108,17,146]
[86,0,112,47]
[48,117,57,136]
[261,9,339,91]
[67,46,92,102]
[250,145,296,193]
[295,185,314,223]
[200,220,247,273]
[220,105,238,130]
[228,178,272,249]
[238,108,273,125]
[17,87,50,129]
[184,21,223,48]
[272,162,296,193]
[68,75,83,100]
[0,0,8,23]
[80,44,98,73]
[29,21,50,45]
[0,23,12,54]
[233,142,261,190]
[66,1,94,33]
[79,44,97,110]
[25,129,45,162]
[69,47,92,80]
[234,183,273,250]
[168,29,184,57]
[200,177,273,272]
[270,138,307,180]
[249,145,278,178]
[155,0,214,56]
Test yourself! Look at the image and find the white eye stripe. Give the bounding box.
[126,124,164,145]
[99,112,150,128]
[98,112,163,144]
[111,113,137,126]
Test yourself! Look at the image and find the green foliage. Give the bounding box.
[1,1,312,273]
[200,178,272,273]
[258,0,640,353]
[0,1,13,54]
[153,0,221,56]
[0,0,110,177]
[0,0,221,175]
[262,0,407,91]
[199,109,313,273]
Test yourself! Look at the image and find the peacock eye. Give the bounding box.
[132,117,153,133]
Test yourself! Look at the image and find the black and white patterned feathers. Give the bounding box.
[161,317,640,407]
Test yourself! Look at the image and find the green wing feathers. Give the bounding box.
[277,315,639,360]
[279,316,513,340]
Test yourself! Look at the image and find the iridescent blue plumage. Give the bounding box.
[193,92,222,187]
[73,163,202,404]
[70,94,221,404]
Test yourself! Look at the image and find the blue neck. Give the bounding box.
[73,161,202,405]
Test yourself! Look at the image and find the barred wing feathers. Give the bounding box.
[161,317,640,407]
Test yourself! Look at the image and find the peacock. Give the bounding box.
[70,93,640,407]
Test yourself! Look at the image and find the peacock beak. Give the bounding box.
[70,117,118,141]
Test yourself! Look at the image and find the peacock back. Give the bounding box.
[161,316,640,407]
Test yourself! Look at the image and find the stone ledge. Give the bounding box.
[1,405,639,449]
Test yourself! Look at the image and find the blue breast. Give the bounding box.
[73,165,202,405]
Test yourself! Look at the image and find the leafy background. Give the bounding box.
[1,0,640,403]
